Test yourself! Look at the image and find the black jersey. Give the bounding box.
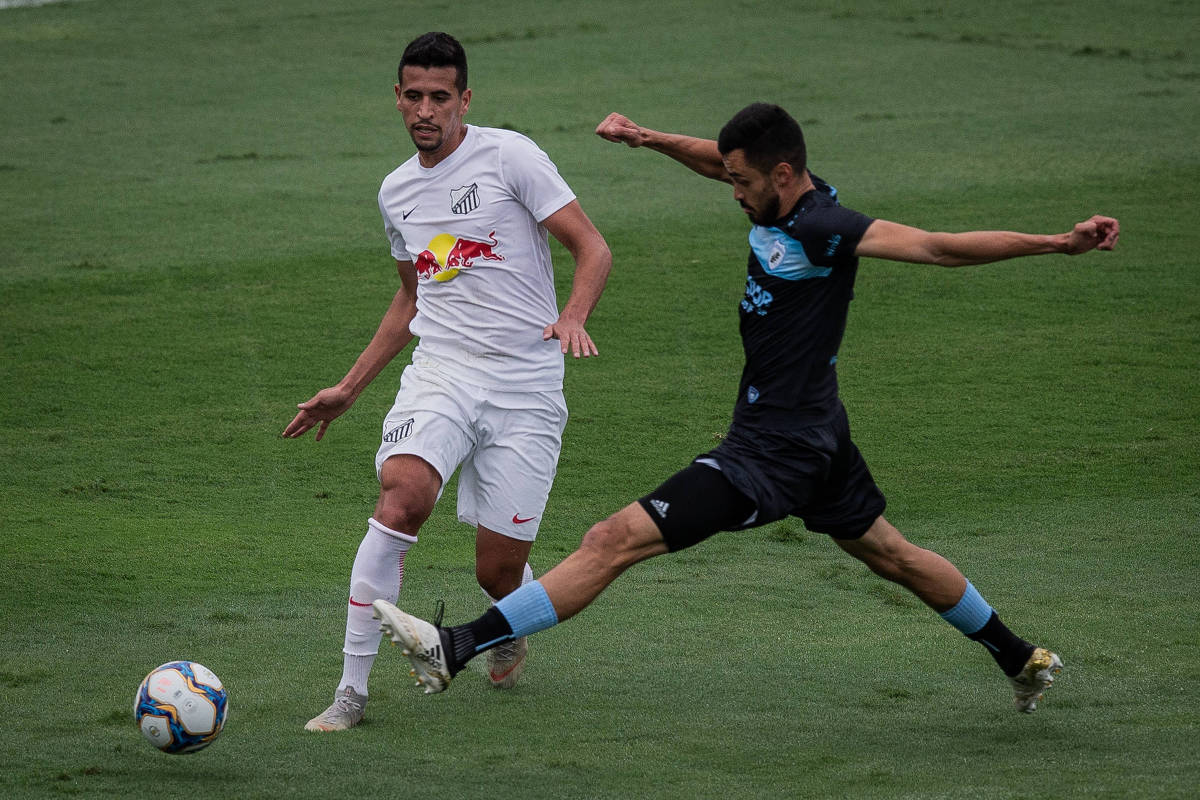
[733,175,874,429]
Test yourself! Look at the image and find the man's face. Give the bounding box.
[722,149,781,226]
[395,65,470,158]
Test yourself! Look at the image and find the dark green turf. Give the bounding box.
[2,1,1197,797]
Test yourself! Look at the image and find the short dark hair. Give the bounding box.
[717,103,806,176]
[398,32,467,93]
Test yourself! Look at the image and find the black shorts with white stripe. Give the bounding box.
[636,462,757,552]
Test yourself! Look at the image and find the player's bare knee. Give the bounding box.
[578,517,640,569]
[375,456,439,532]
[843,538,898,580]
[476,560,522,599]
[869,542,923,584]
[373,492,431,534]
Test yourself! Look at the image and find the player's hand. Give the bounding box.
[543,317,599,359]
[282,385,356,441]
[1064,215,1120,254]
[595,113,647,148]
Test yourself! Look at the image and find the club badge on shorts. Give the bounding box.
[383,418,415,443]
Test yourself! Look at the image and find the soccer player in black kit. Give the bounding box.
[372,103,1120,713]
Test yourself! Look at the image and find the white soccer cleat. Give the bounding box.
[1009,647,1063,713]
[303,686,366,732]
[487,636,528,689]
[373,599,451,694]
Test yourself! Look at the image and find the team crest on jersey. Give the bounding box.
[767,240,787,270]
[450,183,479,215]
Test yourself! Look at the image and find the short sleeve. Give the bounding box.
[378,189,408,261]
[498,134,577,223]
[795,203,874,268]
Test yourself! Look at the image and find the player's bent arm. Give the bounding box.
[855,215,1120,267]
[336,260,419,397]
[542,201,612,356]
[641,130,729,183]
[595,112,729,183]
[282,260,418,440]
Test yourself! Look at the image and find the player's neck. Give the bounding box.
[417,124,469,168]
[777,170,815,219]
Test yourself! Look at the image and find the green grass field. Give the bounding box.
[2,0,1198,797]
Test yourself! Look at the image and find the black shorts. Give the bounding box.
[637,403,886,551]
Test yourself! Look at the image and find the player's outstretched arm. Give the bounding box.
[541,201,612,358]
[856,215,1119,267]
[595,112,730,183]
[282,261,419,440]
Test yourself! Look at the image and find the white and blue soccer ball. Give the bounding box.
[133,661,229,754]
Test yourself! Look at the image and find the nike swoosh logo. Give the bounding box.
[512,514,536,524]
[490,662,521,682]
[401,206,417,220]
[348,597,371,607]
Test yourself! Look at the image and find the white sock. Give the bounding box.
[482,561,535,604]
[337,518,417,697]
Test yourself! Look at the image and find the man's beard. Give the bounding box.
[409,123,443,152]
[746,192,781,226]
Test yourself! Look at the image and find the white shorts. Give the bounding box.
[374,363,567,541]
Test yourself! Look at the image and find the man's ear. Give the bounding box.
[771,161,796,189]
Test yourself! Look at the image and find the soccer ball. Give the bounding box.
[133,661,229,754]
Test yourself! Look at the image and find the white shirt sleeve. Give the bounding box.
[498,134,577,223]
[378,189,408,261]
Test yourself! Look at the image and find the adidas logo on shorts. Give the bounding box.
[650,499,670,518]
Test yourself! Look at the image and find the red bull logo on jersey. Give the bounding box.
[414,231,505,282]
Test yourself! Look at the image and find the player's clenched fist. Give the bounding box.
[595,112,647,148]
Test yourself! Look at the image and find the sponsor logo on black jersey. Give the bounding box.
[741,275,774,316]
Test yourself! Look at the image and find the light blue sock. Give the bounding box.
[493,580,559,640]
[938,581,993,636]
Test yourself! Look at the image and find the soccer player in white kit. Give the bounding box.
[283,32,612,732]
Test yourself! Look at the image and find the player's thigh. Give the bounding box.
[374,364,477,483]
[800,411,886,540]
[636,461,757,552]
[458,390,567,541]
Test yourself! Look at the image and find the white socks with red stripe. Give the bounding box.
[337,518,417,697]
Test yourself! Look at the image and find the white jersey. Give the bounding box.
[378,125,577,391]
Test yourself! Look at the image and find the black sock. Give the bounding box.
[442,607,514,677]
[968,612,1036,677]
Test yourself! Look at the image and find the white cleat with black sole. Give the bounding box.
[373,599,452,694]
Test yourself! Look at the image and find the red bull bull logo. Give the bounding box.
[414,231,504,282]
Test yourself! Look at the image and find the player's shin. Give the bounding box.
[444,579,559,673]
[939,580,1034,677]
[339,518,417,694]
